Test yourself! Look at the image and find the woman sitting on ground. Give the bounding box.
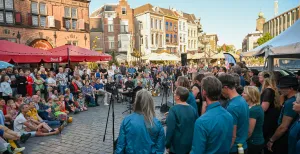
[115,89,165,154]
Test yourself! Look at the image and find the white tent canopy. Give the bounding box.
[142,53,180,61]
[241,19,300,57]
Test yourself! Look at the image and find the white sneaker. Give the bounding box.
[13,147,25,154]
[104,103,109,106]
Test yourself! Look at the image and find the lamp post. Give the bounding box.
[200,33,209,65]
[65,25,71,83]
[53,31,57,47]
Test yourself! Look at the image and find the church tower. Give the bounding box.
[256,11,265,32]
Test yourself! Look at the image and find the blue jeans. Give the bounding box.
[59,85,67,95]
[42,120,60,127]
[85,95,95,105]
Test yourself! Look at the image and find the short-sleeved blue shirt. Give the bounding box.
[186,92,198,113]
[227,95,249,152]
[191,102,233,154]
[278,96,297,125]
[289,118,300,154]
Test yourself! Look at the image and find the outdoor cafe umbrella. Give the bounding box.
[0,61,14,69]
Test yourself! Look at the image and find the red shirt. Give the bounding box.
[1,105,7,115]
[72,82,79,92]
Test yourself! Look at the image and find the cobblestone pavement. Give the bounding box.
[19,94,173,154]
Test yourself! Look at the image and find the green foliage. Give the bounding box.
[217,44,235,53]
[108,51,119,66]
[257,33,273,45]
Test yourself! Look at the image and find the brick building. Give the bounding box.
[0,0,90,50]
[90,0,134,59]
[160,8,178,54]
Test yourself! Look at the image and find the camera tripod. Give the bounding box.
[103,88,116,152]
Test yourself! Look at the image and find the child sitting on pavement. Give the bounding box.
[77,93,87,111]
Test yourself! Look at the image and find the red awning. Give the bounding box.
[0,40,61,63]
[47,45,112,62]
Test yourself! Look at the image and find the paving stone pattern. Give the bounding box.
[20,94,173,154]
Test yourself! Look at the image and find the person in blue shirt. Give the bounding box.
[289,101,300,154]
[165,86,198,154]
[115,89,165,154]
[267,76,299,154]
[175,76,198,112]
[218,73,249,154]
[127,65,136,76]
[191,76,233,154]
[93,78,111,106]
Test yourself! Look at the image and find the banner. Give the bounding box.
[224,53,237,68]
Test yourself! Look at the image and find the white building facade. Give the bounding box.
[176,11,188,53]
[134,5,165,56]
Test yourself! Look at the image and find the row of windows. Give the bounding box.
[188,40,197,49]
[166,22,177,31]
[151,18,162,30]
[188,29,197,37]
[166,34,177,43]
[179,21,186,31]
[107,23,129,33]
[151,34,163,47]
[0,0,81,30]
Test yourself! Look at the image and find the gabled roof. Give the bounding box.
[134,3,155,15]
[159,8,177,17]
[183,13,196,24]
[90,3,118,17]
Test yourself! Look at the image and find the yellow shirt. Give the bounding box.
[26,108,38,121]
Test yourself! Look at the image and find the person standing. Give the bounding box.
[56,67,68,95]
[218,73,249,154]
[115,89,165,154]
[1,75,12,103]
[16,71,27,97]
[267,76,299,154]
[175,76,198,112]
[242,86,265,154]
[192,74,204,116]
[289,99,300,154]
[191,76,233,154]
[165,86,198,154]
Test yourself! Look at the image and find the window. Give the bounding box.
[174,35,177,43]
[0,11,3,22]
[122,7,126,15]
[166,34,169,43]
[179,21,182,30]
[194,41,196,49]
[159,20,162,30]
[108,36,115,49]
[188,40,190,48]
[0,0,16,24]
[4,0,13,10]
[151,34,154,45]
[180,34,182,42]
[5,11,12,24]
[151,18,153,28]
[183,34,186,42]
[40,3,46,15]
[120,20,128,33]
[40,16,46,27]
[188,30,190,36]
[166,22,168,30]
[108,20,114,32]
[64,7,77,30]
[183,22,185,30]
[170,34,172,43]
[156,34,158,46]
[67,41,78,46]
[0,0,3,9]
[170,22,172,31]
[159,34,162,47]
[155,19,157,29]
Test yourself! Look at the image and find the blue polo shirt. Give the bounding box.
[187,92,198,114]
[289,118,300,154]
[128,68,136,74]
[227,95,249,152]
[278,96,297,125]
[191,102,233,154]
[93,83,104,90]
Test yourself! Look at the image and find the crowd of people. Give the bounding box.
[114,62,300,154]
[0,61,300,154]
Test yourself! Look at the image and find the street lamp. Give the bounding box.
[16,31,21,44]
[200,33,210,65]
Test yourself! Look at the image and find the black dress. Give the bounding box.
[16,76,27,97]
[261,88,281,154]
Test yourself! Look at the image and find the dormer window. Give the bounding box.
[122,7,126,15]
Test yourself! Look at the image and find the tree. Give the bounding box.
[217,44,235,53]
[108,51,119,66]
[257,33,273,45]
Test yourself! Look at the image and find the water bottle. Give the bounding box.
[238,144,244,154]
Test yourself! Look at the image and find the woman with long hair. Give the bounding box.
[242,86,264,154]
[175,76,198,112]
[115,89,165,154]
[258,71,281,154]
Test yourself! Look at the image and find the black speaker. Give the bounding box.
[181,53,187,66]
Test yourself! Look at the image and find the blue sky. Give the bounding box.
[90,0,299,49]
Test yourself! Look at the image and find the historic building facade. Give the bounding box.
[0,0,90,50]
[90,0,134,55]
[134,4,165,56]
[184,13,198,52]
[263,5,300,37]
[174,9,187,53]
